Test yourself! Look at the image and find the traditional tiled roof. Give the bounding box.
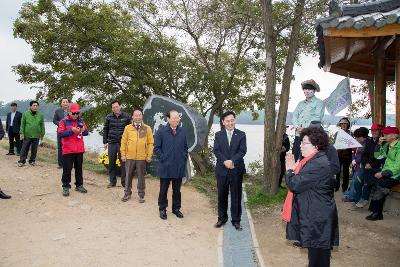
[316,0,400,69]
[317,0,400,30]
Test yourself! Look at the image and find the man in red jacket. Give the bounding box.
[58,103,89,196]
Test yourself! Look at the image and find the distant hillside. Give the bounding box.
[0,100,59,122]
[213,110,396,126]
[1,100,396,126]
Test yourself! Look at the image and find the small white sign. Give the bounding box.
[334,128,362,149]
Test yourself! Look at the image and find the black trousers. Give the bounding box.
[158,178,182,211]
[8,128,21,154]
[19,138,39,164]
[57,134,63,167]
[336,157,351,192]
[62,153,83,188]
[217,171,243,224]
[279,159,285,186]
[308,248,331,267]
[108,143,125,186]
[369,178,400,215]
[293,136,301,162]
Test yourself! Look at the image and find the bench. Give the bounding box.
[383,183,400,214]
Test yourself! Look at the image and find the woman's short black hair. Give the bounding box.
[300,127,329,151]
[59,97,69,105]
[221,111,236,121]
[29,100,39,106]
[354,127,369,138]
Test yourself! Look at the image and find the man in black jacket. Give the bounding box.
[0,119,11,199]
[103,100,131,188]
[53,97,70,168]
[6,102,22,155]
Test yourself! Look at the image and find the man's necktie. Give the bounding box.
[228,131,232,146]
[172,129,177,136]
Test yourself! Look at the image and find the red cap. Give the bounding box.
[381,126,399,135]
[370,123,384,130]
[69,103,80,113]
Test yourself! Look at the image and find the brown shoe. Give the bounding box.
[214,219,227,228]
[232,223,242,231]
[121,194,131,202]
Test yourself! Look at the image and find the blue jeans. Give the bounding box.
[344,169,369,202]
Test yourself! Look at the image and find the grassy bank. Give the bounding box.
[188,161,286,211]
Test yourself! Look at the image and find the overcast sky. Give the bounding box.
[1,0,392,115]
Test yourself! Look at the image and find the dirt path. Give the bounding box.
[0,146,218,267]
[253,192,400,267]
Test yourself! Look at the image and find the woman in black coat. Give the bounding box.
[285,127,339,267]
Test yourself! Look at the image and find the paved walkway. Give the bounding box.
[223,195,259,267]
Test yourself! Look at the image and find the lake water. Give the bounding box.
[43,122,365,165]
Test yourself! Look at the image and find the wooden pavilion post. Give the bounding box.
[374,44,386,125]
[396,36,400,128]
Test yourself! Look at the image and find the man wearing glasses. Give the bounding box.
[58,103,89,196]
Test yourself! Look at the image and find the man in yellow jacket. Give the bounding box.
[120,108,154,203]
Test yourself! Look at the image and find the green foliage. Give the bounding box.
[13,0,328,131]
[13,0,190,129]
[189,172,218,209]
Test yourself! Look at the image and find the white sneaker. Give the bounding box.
[355,199,368,208]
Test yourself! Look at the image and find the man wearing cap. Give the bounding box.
[18,101,45,167]
[356,123,385,208]
[58,103,89,196]
[366,126,400,221]
[292,79,324,161]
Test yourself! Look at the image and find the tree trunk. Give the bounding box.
[274,0,306,194]
[190,151,207,176]
[261,0,307,194]
[261,0,278,193]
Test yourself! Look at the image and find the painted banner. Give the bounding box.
[333,128,362,149]
[324,77,352,116]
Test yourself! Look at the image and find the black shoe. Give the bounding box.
[6,152,15,155]
[214,219,228,228]
[292,241,302,247]
[160,210,167,220]
[75,186,88,193]
[29,161,36,166]
[107,183,116,188]
[366,213,383,221]
[62,187,70,197]
[172,209,184,218]
[0,190,11,199]
[232,223,243,231]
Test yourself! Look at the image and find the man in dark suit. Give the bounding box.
[213,111,247,231]
[0,120,11,199]
[6,102,22,155]
[154,109,188,220]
